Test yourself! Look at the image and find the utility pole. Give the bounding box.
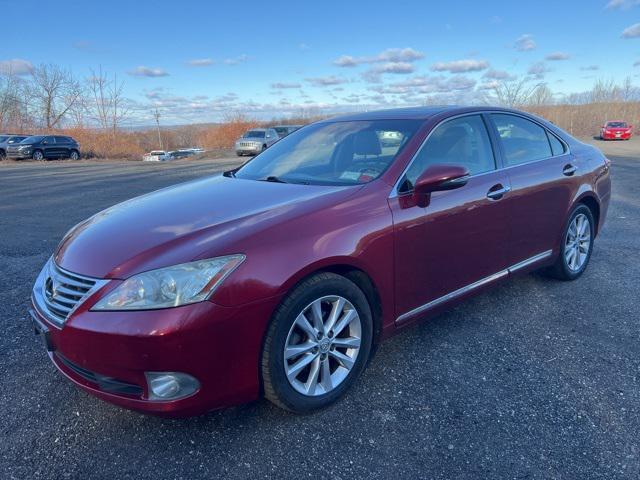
[153,108,163,150]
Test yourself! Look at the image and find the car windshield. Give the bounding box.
[273,127,288,135]
[607,122,627,128]
[234,119,422,186]
[21,136,43,143]
[8,136,26,143]
[243,130,265,139]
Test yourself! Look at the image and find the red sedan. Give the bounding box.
[600,120,632,140]
[30,107,611,416]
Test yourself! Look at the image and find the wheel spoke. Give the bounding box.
[310,300,324,332]
[284,341,317,360]
[332,336,361,350]
[286,352,318,380]
[320,357,332,392]
[304,356,321,395]
[332,308,358,336]
[324,297,345,333]
[295,313,317,339]
[330,350,355,370]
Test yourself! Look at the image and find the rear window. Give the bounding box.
[491,114,552,166]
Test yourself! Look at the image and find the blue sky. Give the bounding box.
[1,0,639,124]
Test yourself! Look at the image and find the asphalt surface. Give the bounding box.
[1,139,639,479]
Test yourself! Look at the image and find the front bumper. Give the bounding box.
[602,132,631,140]
[235,144,262,155]
[30,293,281,417]
[6,149,31,159]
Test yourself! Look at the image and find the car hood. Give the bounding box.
[55,175,359,279]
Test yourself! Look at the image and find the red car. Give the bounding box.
[600,120,632,140]
[30,107,611,417]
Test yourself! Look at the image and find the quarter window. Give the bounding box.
[402,115,496,191]
[547,132,565,156]
[491,114,553,166]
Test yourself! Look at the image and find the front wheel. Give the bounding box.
[32,150,44,161]
[262,273,373,413]
[547,204,594,280]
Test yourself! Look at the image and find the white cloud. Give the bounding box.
[333,48,424,67]
[128,66,169,77]
[483,69,515,80]
[621,23,640,38]
[515,34,536,51]
[305,75,349,87]
[369,75,477,95]
[545,52,570,61]
[0,58,34,75]
[606,0,640,9]
[430,59,489,73]
[528,61,551,78]
[299,43,310,50]
[223,54,250,65]
[271,82,302,89]
[187,58,214,67]
[580,65,600,71]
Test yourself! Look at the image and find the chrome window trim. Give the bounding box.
[389,110,572,199]
[395,249,553,323]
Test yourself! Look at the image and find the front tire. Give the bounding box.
[261,272,373,413]
[547,204,594,281]
[32,150,44,161]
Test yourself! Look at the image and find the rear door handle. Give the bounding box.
[487,184,511,200]
[563,164,577,176]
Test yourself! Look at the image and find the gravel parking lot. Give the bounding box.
[1,138,639,479]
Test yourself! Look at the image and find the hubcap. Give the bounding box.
[564,213,591,272]
[283,295,362,396]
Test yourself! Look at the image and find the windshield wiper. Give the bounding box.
[260,176,288,183]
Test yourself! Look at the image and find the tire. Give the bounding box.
[262,144,267,152]
[32,150,44,161]
[261,272,373,413]
[236,152,243,157]
[69,150,79,161]
[547,204,594,281]
[0,150,5,160]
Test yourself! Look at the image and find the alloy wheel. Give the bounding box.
[33,151,43,161]
[564,213,591,272]
[283,295,362,396]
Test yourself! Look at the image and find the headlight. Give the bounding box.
[92,255,245,310]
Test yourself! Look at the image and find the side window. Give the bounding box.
[491,114,552,166]
[44,136,55,144]
[403,115,496,191]
[54,136,68,144]
[547,132,565,156]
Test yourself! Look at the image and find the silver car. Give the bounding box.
[0,134,28,159]
[235,128,279,156]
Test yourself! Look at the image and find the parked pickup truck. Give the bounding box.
[143,150,172,162]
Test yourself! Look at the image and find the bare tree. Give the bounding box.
[528,84,554,106]
[86,67,130,134]
[493,77,544,107]
[0,72,32,131]
[29,64,83,128]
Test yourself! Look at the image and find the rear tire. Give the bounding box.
[262,272,373,413]
[69,150,79,160]
[0,150,5,160]
[547,204,594,281]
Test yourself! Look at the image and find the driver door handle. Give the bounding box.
[487,184,511,200]
[563,164,577,176]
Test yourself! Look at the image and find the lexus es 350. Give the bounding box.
[30,106,611,416]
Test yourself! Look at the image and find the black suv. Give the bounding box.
[6,135,80,160]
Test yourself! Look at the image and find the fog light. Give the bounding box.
[145,372,200,401]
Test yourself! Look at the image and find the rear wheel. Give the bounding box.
[69,150,79,160]
[0,150,5,160]
[32,150,44,161]
[547,204,594,281]
[262,272,373,413]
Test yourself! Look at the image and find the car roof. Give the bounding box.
[247,128,268,132]
[318,105,535,123]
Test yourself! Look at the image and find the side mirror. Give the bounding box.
[412,164,470,207]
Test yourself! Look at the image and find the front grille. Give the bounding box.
[239,142,258,147]
[34,259,105,327]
